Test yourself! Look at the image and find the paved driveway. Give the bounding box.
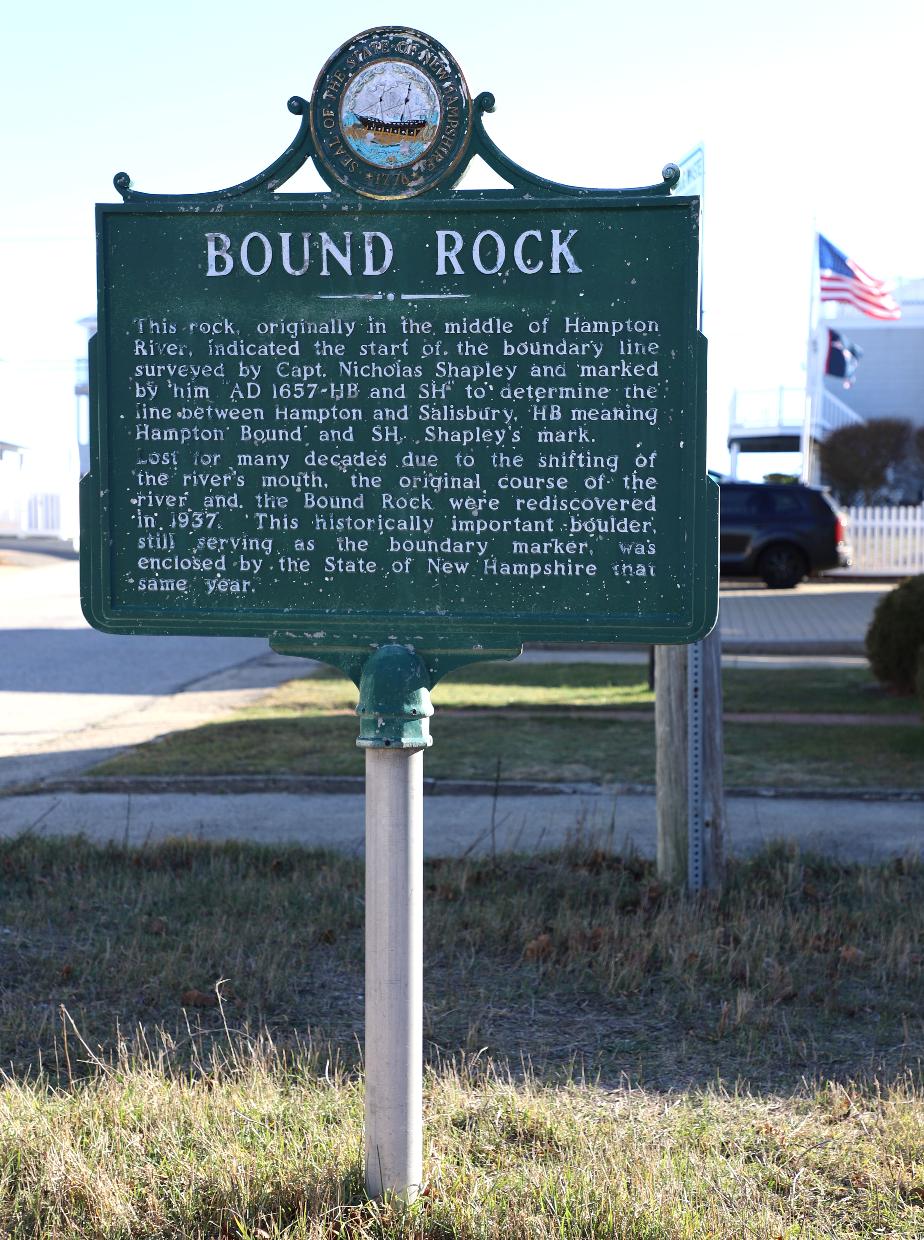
[719,580,885,653]
[0,555,302,789]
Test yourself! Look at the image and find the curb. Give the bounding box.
[525,640,867,657]
[721,641,865,657]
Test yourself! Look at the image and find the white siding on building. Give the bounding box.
[824,279,924,428]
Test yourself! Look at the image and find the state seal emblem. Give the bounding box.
[310,27,472,199]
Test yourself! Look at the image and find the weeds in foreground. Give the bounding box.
[1,1042,923,1238]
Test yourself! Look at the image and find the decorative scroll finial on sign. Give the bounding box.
[113,27,681,203]
[113,96,315,203]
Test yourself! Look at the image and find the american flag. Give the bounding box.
[818,235,901,320]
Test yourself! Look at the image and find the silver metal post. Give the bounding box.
[687,638,705,892]
[364,746,424,1200]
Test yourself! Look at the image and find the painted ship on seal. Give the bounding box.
[341,60,441,167]
[356,113,427,141]
[355,81,427,145]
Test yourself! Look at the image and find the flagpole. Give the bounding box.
[801,226,822,484]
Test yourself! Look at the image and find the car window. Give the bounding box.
[766,489,810,517]
[720,487,763,518]
[721,486,818,520]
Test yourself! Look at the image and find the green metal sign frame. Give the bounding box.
[82,29,717,683]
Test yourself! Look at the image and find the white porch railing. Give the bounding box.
[844,505,924,575]
[25,493,63,537]
[814,388,865,437]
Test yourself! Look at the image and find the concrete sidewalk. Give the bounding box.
[1,786,920,863]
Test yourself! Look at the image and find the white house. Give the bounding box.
[728,279,923,481]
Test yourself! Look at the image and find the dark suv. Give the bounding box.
[719,481,851,588]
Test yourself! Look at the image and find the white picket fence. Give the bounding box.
[844,505,924,575]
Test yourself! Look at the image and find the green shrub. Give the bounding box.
[917,647,924,719]
[866,574,924,694]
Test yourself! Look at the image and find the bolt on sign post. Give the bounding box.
[81,26,718,1201]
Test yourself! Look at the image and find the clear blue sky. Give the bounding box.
[2,0,919,476]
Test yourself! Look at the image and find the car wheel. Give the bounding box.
[758,544,807,589]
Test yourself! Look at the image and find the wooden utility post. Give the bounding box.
[655,624,725,890]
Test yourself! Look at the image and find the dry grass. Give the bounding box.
[1,833,923,1235]
[1,834,922,1089]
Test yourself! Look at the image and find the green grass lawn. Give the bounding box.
[1,834,922,1237]
[435,661,918,717]
[128,661,916,717]
[95,662,924,789]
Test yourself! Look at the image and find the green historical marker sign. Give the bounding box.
[81,26,720,1202]
[82,26,717,674]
